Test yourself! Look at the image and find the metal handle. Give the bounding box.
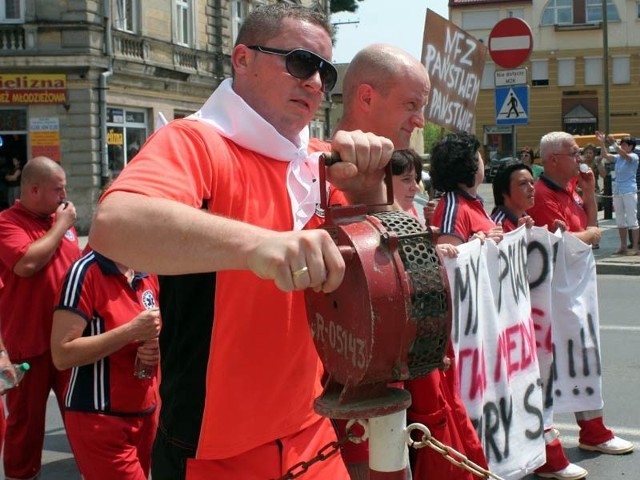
[318,152,394,210]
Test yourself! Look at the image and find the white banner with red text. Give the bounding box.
[443,225,603,479]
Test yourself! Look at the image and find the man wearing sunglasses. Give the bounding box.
[89,4,392,480]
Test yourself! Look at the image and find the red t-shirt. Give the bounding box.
[527,175,587,232]
[103,119,345,459]
[432,190,496,242]
[490,205,519,233]
[55,251,159,415]
[0,201,80,357]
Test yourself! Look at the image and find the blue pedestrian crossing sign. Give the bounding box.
[495,86,529,125]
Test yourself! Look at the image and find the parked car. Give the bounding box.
[484,156,516,183]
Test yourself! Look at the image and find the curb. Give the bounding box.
[596,262,640,276]
[593,214,640,276]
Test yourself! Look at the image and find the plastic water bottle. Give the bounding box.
[133,353,154,379]
[0,363,30,392]
[133,337,158,380]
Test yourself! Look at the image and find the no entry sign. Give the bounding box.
[488,18,533,69]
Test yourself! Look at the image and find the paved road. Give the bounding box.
[22,275,640,479]
[521,274,640,479]
[5,183,639,478]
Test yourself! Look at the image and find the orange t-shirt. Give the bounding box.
[104,118,343,459]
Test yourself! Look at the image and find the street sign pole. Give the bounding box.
[489,17,534,161]
[488,18,534,69]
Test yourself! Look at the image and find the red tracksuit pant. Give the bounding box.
[3,352,70,480]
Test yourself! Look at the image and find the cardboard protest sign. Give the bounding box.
[421,9,487,134]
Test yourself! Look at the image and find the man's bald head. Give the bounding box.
[21,156,64,189]
[20,157,68,216]
[343,44,429,103]
[337,44,430,149]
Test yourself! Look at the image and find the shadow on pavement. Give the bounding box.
[40,458,81,479]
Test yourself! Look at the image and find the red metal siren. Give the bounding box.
[305,155,451,419]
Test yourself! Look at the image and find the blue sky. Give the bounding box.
[332,0,450,63]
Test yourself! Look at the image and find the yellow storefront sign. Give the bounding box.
[0,74,67,105]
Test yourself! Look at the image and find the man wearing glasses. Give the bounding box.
[528,132,601,245]
[89,4,392,480]
[527,132,633,480]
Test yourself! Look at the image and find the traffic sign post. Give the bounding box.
[488,18,533,69]
[494,68,527,87]
[495,86,529,125]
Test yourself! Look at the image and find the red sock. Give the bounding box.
[576,417,614,446]
[535,437,570,473]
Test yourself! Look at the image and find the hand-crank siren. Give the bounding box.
[305,153,452,419]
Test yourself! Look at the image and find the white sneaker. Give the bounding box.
[579,435,634,455]
[537,463,588,480]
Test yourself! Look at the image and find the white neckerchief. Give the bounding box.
[188,78,321,231]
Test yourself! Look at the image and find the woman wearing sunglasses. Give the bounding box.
[520,146,544,180]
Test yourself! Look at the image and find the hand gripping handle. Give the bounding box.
[318,152,394,210]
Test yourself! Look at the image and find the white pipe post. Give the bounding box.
[368,410,409,480]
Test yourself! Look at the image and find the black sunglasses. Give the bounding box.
[247,45,338,93]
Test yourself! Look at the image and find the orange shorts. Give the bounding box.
[186,416,349,480]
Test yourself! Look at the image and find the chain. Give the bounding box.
[406,423,506,480]
[274,420,366,480]
[275,420,505,480]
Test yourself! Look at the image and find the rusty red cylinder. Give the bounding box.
[306,204,450,419]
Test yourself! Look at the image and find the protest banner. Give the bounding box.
[445,227,544,480]
[547,232,604,413]
[442,226,606,478]
[526,227,559,429]
[421,9,486,134]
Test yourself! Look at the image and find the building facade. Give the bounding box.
[0,0,329,232]
[449,0,640,161]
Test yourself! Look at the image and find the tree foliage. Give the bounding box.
[330,0,364,14]
[423,123,450,155]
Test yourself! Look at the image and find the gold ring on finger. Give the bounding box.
[292,266,309,279]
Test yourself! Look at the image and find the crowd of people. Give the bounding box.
[0,4,635,480]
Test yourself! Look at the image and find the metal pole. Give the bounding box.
[604,172,613,219]
[602,0,609,134]
[368,410,410,480]
[602,0,612,219]
[324,0,332,139]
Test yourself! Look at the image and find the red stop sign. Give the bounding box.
[488,18,533,69]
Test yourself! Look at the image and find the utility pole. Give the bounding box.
[602,0,610,134]
[602,0,613,219]
[324,0,333,139]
